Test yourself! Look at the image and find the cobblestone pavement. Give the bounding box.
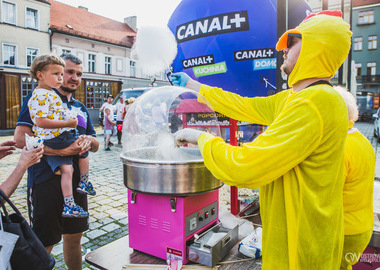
[0,122,378,269]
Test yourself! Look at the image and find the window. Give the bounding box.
[2,1,16,24]
[358,10,374,25]
[26,7,38,29]
[85,81,110,109]
[2,44,16,66]
[62,49,71,55]
[105,56,111,74]
[355,63,362,77]
[21,76,38,101]
[353,37,362,51]
[130,60,136,77]
[88,54,96,72]
[367,62,376,76]
[368,36,377,50]
[26,48,38,67]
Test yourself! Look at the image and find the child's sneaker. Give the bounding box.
[62,204,88,218]
[77,181,96,196]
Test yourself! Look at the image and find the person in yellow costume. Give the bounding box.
[333,86,375,270]
[171,10,352,269]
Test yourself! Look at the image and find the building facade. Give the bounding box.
[352,0,380,120]
[0,0,170,129]
[0,0,50,129]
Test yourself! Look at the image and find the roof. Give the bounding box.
[49,0,136,47]
[353,0,380,7]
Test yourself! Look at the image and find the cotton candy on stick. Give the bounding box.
[131,26,177,76]
[25,134,43,150]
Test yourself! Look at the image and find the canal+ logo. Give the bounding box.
[182,55,215,69]
[176,11,249,43]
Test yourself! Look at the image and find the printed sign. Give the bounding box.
[253,58,276,70]
[186,112,230,127]
[193,62,227,78]
[182,55,215,69]
[167,247,183,269]
[234,48,275,61]
[176,11,249,43]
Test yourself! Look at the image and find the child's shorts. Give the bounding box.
[105,129,113,135]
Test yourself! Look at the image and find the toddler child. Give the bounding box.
[104,108,116,151]
[28,53,96,218]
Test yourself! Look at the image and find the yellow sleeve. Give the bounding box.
[198,95,323,189]
[199,84,289,125]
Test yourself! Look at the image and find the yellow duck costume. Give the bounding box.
[196,11,352,269]
[341,122,375,269]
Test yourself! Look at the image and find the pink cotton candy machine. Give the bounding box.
[120,87,238,266]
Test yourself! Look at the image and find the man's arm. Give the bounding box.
[14,125,91,156]
[14,125,34,149]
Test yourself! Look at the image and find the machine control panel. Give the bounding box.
[186,202,218,237]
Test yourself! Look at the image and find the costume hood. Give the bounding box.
[276,10,352,87]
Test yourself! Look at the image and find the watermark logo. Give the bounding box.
[345,252,362,264]
[345,252,380,264]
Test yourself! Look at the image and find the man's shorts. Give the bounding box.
[27,169,89,247]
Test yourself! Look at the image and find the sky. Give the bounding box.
[56,0,183,28]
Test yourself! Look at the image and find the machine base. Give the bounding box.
[128,190,219,264]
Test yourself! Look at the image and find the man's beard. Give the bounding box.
[60,86,76,93]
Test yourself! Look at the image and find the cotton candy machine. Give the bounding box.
[121,86,237,266]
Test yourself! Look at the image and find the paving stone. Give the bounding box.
[119,217,129,225]
[86,229,107,239]
[102,223,121,232]
[98,217,114,225]
[51,243,63,256]
[81,236,89,245]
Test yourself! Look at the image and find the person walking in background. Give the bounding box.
[172,11,352,269]
[99,94,115,147]
[0,140,43,197]
[27,53,94,218]
[115,96,125,145]
[121,97,136,120]
[14,53,99,269]
[334,86,375,270]
[104,108,116,151]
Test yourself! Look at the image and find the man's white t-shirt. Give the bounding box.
[115,101,125,121]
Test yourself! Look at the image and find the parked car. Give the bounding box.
[373,108,380,142]
[98,87,153,126]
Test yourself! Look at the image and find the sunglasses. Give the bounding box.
[287,33,302,48]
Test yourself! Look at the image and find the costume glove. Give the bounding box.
[170,72,190,87]
[173,128,205,146]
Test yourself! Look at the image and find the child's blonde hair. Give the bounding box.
[30,53,65,80]
[333,86,359,123]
